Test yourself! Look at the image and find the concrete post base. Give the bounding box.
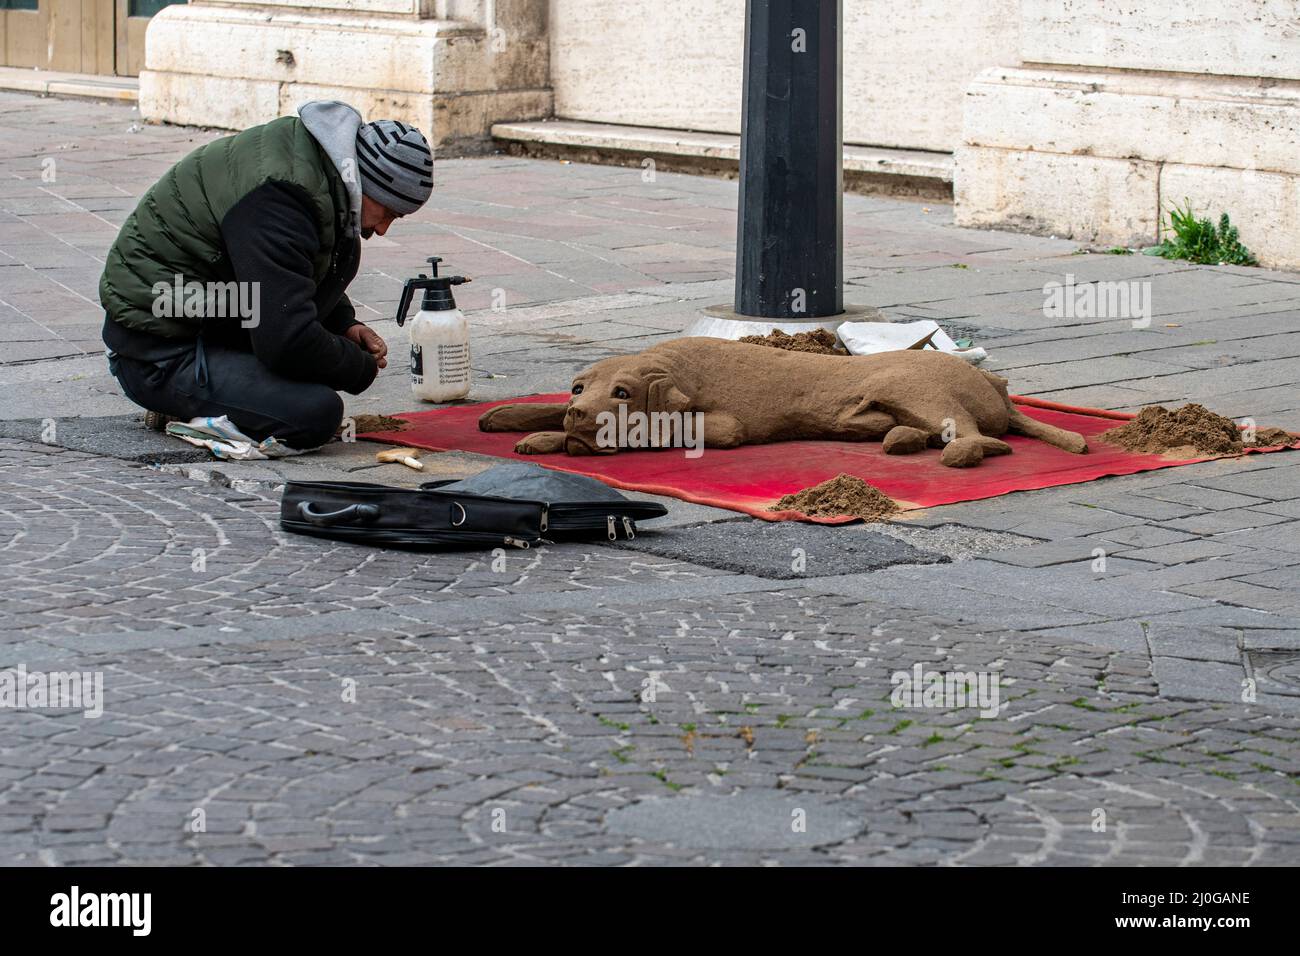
[684,303,884,340]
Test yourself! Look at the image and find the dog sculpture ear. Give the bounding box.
[644,365,691,413]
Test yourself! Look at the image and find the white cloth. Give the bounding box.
[165,416,305,461]
[837,320,988,365]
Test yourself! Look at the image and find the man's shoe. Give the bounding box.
[143,410,177,432]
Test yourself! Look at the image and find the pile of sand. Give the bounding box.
[770,473,898,522]
[345,414,407,434]
[738,328,844,355]
[1100,403,1292,457]
[1254,427,1296,446]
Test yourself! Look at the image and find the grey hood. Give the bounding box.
[297,100,363,238]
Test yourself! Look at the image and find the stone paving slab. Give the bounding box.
[2,539,1298,865]
[2,92,1300,865]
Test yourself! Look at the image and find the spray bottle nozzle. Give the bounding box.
[394,256,472,326]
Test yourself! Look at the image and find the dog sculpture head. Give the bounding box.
[562,353,692,454]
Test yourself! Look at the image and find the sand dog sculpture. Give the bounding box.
[479,337,1087,467]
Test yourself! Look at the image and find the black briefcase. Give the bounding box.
[424,462,668,542]
[280,463,667,550]
[281,480,547,550]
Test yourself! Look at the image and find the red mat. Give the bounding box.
[359,394,1297,523]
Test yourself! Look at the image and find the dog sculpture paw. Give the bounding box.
[513,431,567,455]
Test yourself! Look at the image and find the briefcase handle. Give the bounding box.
[296,502,381,527]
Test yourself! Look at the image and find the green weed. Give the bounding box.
[1145,201,1257,266]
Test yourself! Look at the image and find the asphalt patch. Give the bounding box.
[0,415,211,464]
[611,518,948,579]
[605,793,864,849]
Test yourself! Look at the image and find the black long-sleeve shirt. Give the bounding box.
[103,181,377,395]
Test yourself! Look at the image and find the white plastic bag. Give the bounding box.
[837,320,988,364]
[165,416,305,460]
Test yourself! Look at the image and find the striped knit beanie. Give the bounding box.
[355,120,433,215]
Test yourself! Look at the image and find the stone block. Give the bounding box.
[1019,0,1300,79]
[1160,163,1300,269]
[957,66,1300,267]
[1151,656,1246,702]
[140,72,281,131]
[140,3,551,147]
[955,145,1158,246]
[964,67,1300,171]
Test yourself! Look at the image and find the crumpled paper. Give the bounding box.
[165,416,305,460]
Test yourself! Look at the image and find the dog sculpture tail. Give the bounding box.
[979,369,1088,454]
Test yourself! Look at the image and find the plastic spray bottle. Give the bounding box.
[394,256,472,402]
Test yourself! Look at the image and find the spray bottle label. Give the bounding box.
[410,344,424,385]
[436,343,470,384]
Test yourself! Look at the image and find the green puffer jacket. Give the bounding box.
[99,116,350,339]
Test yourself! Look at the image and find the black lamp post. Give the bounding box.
[735,0,842,319]
[690,0,874,337]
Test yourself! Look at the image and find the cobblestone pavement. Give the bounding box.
[1,94,1299,865]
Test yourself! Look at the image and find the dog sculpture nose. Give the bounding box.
[567,405,586,422]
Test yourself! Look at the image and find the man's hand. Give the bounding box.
[344,324,388,370]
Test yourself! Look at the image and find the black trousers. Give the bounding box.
[109,342,344,450]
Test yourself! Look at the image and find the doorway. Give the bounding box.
[0,0,181,76]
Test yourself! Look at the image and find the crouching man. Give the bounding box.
[99,101,433,449]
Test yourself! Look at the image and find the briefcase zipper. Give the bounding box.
[282,522,544,549]
[541,503,663,531]
[541,510,646,537]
